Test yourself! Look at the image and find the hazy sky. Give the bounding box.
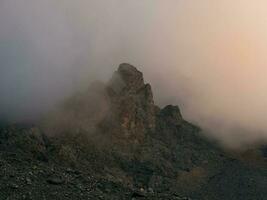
[1,0,267,146]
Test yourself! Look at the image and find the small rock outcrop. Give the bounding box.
[159,105,183,126]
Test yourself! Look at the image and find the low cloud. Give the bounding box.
[1,0,267,147]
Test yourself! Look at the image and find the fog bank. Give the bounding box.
[1,0,267,147]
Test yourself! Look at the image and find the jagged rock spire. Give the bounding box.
[106,63,156,140]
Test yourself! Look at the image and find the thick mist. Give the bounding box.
[1,0,267,147]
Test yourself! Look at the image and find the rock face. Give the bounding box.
[106,63,156,142]
[0,64,267,200]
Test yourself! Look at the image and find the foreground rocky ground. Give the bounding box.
[0,64,267,199]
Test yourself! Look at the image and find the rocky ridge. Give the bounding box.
[0,64,267,200]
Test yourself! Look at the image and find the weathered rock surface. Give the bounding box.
[0,64,266,200]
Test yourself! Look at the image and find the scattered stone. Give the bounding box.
[131,191,146,198]
[46,177,64,185]
[66,168,81,175]
[9,183,19,189]
[148,187,154,194]
[26,177,32,185]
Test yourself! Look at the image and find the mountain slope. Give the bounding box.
[0,63,266,200]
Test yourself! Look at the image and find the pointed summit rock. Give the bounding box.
[105,64,156,140]
[109,63,148,94]
[117,63,144,91]
[109,63,154,105]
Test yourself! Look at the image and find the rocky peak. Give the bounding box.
[104,64,156,140]
[109,63,148,95]
[117,63,144,90]
[1,64,267,200]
